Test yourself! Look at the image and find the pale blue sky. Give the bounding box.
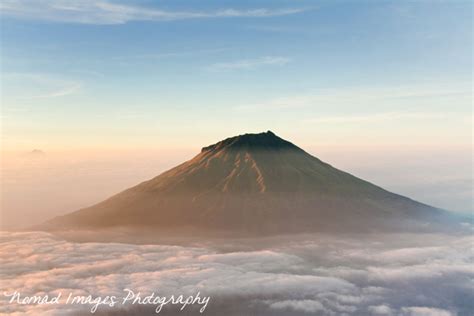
[1,0,472,150]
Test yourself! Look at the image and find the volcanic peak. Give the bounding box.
[201,131,298,153]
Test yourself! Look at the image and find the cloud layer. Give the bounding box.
[1,232,473,315]
[0,0,306,24]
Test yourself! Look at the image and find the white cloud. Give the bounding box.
[368,304,394,315]
[0,0,307,24]
[0,231,472,315]
[207,56,291,71]
[269,299,327,313]
[400,306,454,316]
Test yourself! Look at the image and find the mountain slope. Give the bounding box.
[42,131,449,233]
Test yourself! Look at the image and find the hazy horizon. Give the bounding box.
[1,138,471,229]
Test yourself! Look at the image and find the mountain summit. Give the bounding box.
[43,131,449,234]
[201,131,298,152]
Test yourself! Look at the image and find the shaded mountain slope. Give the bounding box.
[42,131,450,234]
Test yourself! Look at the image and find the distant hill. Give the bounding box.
[41,131,454,234]
[24,149,45,158]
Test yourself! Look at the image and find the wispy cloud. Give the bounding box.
[0,0,307,24]
[207,56,291,71]
[235,84,472,110]
[29,82,81,99]
[3,73,81,99]
[113,47,230,62]
[244,25,308,34]
[305,112,449,124]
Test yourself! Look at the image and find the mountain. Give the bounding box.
[41,131,451,234]
[24,149,45,158]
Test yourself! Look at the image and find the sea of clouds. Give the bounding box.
[1,231,473,316]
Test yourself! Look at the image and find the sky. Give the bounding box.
[0,0,472,227]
